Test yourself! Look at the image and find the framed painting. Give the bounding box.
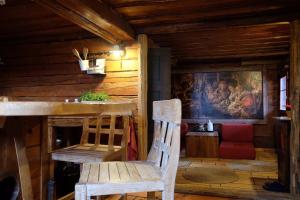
[172,70,266,123]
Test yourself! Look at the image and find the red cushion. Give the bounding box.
[180,122,189,136]
[222,124,253,142]
[219,142,256,159]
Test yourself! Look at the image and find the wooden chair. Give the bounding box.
[52,111,131,163]
[75,99,181,200]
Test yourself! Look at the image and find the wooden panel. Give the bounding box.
[0,2,140,199]
[103,0,296,61]
[0,38,139,100]
[185,132,219,158]
[137,34,148,160]
[290,20,300,199]
[27,145,41,200]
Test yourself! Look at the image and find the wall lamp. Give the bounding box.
[73,44,126,75]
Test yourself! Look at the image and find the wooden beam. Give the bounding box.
[137,34,148,160]
[40,117,50,200]
[136,13,299,35]
[35,0,135,44]
[290,20,300,200]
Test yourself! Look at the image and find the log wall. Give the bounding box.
[172,60,283,148]
[0,37,139,199]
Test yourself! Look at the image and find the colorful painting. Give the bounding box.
[172,71,263,119]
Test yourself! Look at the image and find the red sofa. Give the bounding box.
[219,124,256,159]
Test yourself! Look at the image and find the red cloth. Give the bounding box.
[180,122,189,136]
[221,124,253,142]
[127,118,138,160]
[220,124,255,160]
[220,142,256,160]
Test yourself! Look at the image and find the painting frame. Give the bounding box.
[172,66,268,124]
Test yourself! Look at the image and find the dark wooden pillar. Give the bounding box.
[290,20,300,199]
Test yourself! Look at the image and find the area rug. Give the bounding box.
[177,166,239,184]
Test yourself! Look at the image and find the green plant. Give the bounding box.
[79,91,109,101]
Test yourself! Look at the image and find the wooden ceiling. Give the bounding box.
[0,0,95,45]
[103,0,300,62]
[1,0,300,62]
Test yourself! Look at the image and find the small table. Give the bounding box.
[185,131,219,158]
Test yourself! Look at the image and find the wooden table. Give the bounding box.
[185,131,219,158]
[0,101,135,200]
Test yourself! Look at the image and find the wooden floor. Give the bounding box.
[176,148,291,200]
[65,149,290,200]
[126,192,231,200]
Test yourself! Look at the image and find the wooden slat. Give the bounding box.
[137,34,148,160]
[88,163,100,183]
[109,162,121,182]
[108,115,116,150]
[125,162,141,181]
[79,164,91,183]
[117,162,130,182]
[290,20,300,200]
[80,118,90,144]
[134,163,153,180]
[99,162,110,183]
[36,0,135,43]
[161,123,173,170]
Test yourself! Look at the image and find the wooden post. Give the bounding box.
[40,117,50,200]
[290,20,300,199]
[138,34,148,160]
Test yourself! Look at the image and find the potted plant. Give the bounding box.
[79,91,109,103]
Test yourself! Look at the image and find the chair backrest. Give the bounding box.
[221,123,253,143]
[147,99,181,183]
[80,111,131,151]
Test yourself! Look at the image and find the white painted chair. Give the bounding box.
[75,99,181,200]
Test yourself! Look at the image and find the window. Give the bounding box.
[280,76,287,111]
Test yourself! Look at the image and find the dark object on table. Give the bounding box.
[263,181,289,192]
[199,124,205,131]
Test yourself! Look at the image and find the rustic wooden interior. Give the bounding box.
[0,0,300,200]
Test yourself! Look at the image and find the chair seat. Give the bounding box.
[219,142,256,160]
[52,144,123,163]
[76,161,164,196]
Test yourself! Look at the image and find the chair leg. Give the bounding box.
[147,192,155,200]
[121,194,127,200]
[162,190,173,200]
[75,184,87,200]
[162,184,175,200]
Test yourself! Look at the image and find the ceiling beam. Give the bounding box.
[35,0,135,44]
[136,13,298,35]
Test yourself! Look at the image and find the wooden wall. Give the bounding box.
[172,60,284,148]
[0,37,139,199]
